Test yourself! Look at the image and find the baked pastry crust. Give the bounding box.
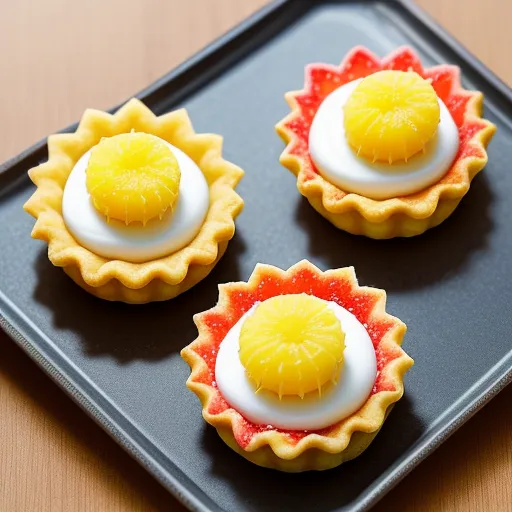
[181,260,414,472]
[276,46,496,239]
[24,99,244,303]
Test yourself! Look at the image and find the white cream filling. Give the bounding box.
[308,79,460,200]
[62,139,209,263]
[215,299,377,431]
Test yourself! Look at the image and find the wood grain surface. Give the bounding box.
[0,0,511,511]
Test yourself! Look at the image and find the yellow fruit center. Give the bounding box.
[85,132,181,225]
[343,70,440,164]
[238,294,345,399]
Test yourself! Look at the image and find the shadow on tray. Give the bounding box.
[33,234,247,362]
[201,395,423,511]
[296,174,494,291]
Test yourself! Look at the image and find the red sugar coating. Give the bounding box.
[445,95,471,127]
[283,46,488,188]
[208,393,229,416]
[383,49,422,74]
[192,266,402,449]
[424,67,456,102]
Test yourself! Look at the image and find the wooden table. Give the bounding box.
[1,0,511,510]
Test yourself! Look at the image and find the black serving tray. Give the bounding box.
[1,1,511,511]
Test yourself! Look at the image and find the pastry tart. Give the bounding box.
[24,99,244,303]
[276,46,496,239]
[181,260,413,472]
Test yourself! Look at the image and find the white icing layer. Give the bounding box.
[215,299,377,430]
[308,79,460,200]
[62,139,209,263]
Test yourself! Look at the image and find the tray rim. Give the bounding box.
[1,0,511,511]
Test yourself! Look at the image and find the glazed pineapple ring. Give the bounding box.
[343,70,441,163]
[86,132,181,225]
[239,294,345,398]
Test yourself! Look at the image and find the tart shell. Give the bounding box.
[181,260,414,472]
[24,99,244,303]
[275,46,496,239]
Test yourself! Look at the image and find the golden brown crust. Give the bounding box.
[275,46,496,238]
[181,260,414,470]
[24,99,244,303]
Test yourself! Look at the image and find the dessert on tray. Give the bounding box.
[181,260,413,472]
[24,99,244,303]
[276,46,496,239]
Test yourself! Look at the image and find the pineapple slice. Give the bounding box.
[343,70,440,164]
[85,132,181,225]
[239,294,345,398]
